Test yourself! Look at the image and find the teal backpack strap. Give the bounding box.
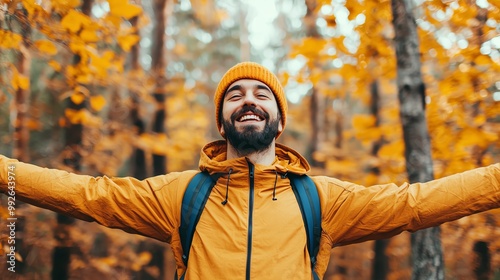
[289,174,322,280]
[178,171,216,280]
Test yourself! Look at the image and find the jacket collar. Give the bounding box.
[198,140,310,176]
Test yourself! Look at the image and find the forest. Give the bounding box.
[0,0,499,279]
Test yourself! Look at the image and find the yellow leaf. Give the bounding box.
[474,55,492,66]
[90,95,106,111]
[21,0,37,16]
[34,40,58,55]
[80,29,99,43]
[52,0,81,13]
[0,30,22,49]
[61,10,91,33]
[70,92,86,105]
[17,75,30,90]
[49,60,61,71]
[352,115,376,130]
[108,0,142,19]
[118,34,140,51]
[11,68,30,90]
[379,140,405,158]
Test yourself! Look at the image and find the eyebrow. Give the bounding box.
[225,84,272,94]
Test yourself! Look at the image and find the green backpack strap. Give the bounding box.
[178,172,321,280]
[289,174,322,280]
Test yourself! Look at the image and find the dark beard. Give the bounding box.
[222,108,280,157]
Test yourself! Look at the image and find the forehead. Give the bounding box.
[226,79,271,92]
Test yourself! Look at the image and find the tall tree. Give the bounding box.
[12,7,31,163]
[391,1,443,279]
[128,3,147,180]
[151,0,168,176]
[369,80,391,280]
[53,1,94,279]
[304,0,325,167]
[132,1,169,279]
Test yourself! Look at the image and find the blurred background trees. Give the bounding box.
[0,0,499,279]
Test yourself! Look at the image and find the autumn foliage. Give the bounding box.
[0,0,499,279]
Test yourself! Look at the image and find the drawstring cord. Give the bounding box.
[221,168,233,205]
[272,170,278,201]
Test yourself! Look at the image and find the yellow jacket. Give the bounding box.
[1,140,499,279]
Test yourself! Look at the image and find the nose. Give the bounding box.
[242,90,257,106]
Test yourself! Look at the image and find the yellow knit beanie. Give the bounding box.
[214,62,287,138]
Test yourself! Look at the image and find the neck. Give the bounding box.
[226,141,276,165]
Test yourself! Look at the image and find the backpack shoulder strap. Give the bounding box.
[179,171,216,267]
[289,174,322,280]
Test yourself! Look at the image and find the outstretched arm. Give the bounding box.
[319,163,500,246]
[0,155,196,243]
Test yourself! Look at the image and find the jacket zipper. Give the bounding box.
[245,162,255,280]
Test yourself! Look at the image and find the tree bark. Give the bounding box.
[151,0,169,176]
[12,14,31,163]
[132,1,169,279]
[390,1,443,279]
[304,0,325,167]
[369,80,390,280]
[52,1,93,279]
[128,6,148,180]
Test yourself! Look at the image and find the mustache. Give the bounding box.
[230,106,269,123]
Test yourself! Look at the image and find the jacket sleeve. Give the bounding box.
[317,163,500,247]
[0,155,197,243]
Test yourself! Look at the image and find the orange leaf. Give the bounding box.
[21,0,37,16]
[17,76,30,90]
[51,0,81,13]
[474,55,492,66]
[352,115,376,130]
[117,34,140,51]
[11,68,30,90]
[90,95,106,112]
[80,29,99,43]
[70,92,86,105]
[34,40,58,55]
[108,0,142,20]
[61,10,91,33]
[49,60,62,71]
[0,30,22,49]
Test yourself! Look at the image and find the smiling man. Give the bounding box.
[1,61,500,280]
[220,79,282,163]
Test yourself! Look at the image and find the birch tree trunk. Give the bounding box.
[390,1,443,279]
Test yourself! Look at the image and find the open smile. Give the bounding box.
[237,114,264,122]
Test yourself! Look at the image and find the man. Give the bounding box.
[1,62,499,279]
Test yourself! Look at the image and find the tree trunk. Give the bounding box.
[12,11,31,163]
[473,241,491,280]
[469,4,488,166]
[128,8,148,180]
[10,7,31,274]
[151,0,168,176]
[369,80,390,280]
[390,1,443,279]
[52,1,93,279]
[132,1,169,279]
[304,0,325,167]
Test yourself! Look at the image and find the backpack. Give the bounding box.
[178,171,321,280]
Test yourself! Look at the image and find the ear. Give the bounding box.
[278,121,283,133]
[220,124,225,135]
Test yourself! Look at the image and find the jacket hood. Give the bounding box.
[198,140,311,175]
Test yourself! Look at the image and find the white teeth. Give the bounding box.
[239,115,261,121]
